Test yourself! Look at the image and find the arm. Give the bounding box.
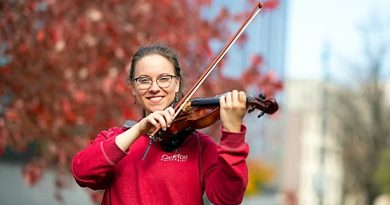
[203,90,249,204]
[71,127,127,190]
[202,126,249,205]
[72,107,176,189]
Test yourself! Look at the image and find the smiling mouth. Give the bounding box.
[147,96,164,103]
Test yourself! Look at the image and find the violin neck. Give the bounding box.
[191,97,220,107]
[190,97,250,107]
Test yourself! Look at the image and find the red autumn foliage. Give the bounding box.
[262,0,280,10]
[0,0,281,200]
[22,160,46,186]
[249,0,280,10]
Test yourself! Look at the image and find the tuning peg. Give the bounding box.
[257,111,265,118]
[259,93,266,100]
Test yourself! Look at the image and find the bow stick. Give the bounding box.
[149,2,263,140]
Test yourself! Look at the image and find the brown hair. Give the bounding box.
[128,43,183,92]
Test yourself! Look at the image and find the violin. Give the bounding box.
[146,2,278,151]
[154,93,278,152]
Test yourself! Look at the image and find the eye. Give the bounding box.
[158,76,171,82]
[138,77,151,84]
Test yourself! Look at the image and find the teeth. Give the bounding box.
[149,96,163,103]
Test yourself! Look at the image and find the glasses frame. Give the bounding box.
[132,74,179,90]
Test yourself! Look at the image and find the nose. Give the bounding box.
[148,80,160,91]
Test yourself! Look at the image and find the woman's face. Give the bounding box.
[131,54,180,115]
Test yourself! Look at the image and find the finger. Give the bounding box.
[225,91,232,109]
[161,110,173,127]
[147,116,159,128]
[238,91,246,105]
[152,112,167,131]
[231,90,239,107]
[165,107,175,117]
[220,95,226,108]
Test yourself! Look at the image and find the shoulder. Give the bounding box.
[97,120,137,139]
[96,127,126,139]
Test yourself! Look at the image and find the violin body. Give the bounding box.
[155,100,220,152]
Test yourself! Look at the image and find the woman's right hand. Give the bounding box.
[135,107,175,135]
[115,107,175,152]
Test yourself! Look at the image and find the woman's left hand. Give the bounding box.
[219,90,247,132]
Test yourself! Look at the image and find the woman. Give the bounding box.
[72,44,249,205]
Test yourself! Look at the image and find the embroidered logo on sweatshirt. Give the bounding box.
[161,148,188,162]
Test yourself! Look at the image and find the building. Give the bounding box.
[281,79,343,205]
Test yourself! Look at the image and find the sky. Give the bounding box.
[202,0,390,82]
[286,0,390,80]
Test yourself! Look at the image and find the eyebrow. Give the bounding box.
[136,73,174,78]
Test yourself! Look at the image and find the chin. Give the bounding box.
[146,104,168,112]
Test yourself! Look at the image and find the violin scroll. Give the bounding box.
[247,93,279,118]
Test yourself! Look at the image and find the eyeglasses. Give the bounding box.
[132,74,178,90]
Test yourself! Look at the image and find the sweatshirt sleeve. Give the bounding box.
[202,125,249,205]
[71,127,127,190]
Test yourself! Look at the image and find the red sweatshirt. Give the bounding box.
[72,125,249,205]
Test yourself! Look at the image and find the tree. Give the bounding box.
[375,149,390,194]
[245,159,275,196]
[332,18,390,205]
[0,0,282,202]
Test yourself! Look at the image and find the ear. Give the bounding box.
[130,84,136,95]
[175,78,181,93]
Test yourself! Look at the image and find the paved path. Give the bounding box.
[0,162,93,205]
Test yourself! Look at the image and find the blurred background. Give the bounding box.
[1,0,389,205]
